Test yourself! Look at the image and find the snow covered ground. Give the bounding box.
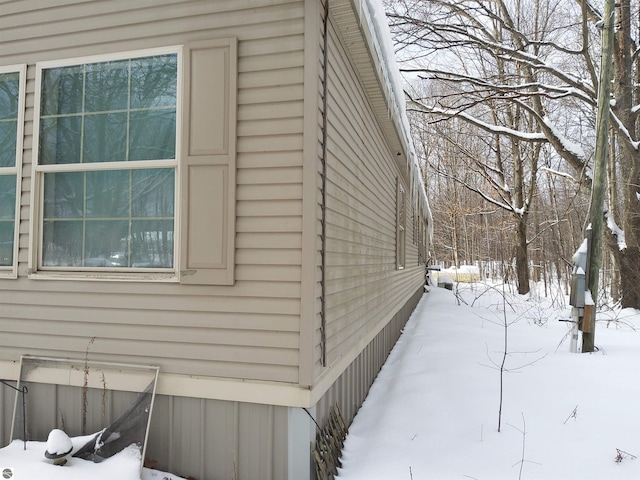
[0,437,185,480]
[2,281,639,480]
[337,281,640,480]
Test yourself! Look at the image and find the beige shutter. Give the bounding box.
[180,38,237,285]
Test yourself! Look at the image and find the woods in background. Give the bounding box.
[388,0,640,306]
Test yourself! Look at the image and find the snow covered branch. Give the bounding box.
[407,96,547,143]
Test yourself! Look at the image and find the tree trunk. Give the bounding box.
[609,252,620,302]
[611,0,640,309]
[514,215,530,294]
[618,249,640,308]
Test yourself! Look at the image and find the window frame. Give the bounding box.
[396,178,406,270]
[29,47,183,281]
[0,64,26,279]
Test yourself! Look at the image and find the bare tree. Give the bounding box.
[606,0,640,308]
[394,0,587,293]
[390,0,640,307]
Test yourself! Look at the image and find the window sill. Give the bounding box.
[27,270,179,283]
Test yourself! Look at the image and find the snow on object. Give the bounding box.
[0,439,168,480]
[436,265,480,283]
[46,429,73,456]
[359,0,431,210]
[571,238,589,266]
[539,166,578,183]
[584,288,595,306]
[611,114,640,151]
[438,265,480,276]
[361,0,408,146]
[427,106,548,141]
[606,211,627,250]
[512,206,525,216]
[577,237,588,253]
[542,116,586,160]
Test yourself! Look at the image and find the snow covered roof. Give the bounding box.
[326,0,433,242]
[329,0,424,190]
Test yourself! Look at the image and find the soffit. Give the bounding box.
[329,0,409,179]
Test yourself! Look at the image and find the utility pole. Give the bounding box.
[582,0,615,352]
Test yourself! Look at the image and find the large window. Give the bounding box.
[34,49,179,272]
[0,66,25,277]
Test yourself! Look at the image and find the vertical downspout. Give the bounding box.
[320,0,330,367]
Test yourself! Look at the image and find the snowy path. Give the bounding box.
[337,284,640,480]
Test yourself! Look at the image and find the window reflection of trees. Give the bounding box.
[42,169,174,268]
[0,72,19,267]
[0,176,16,267]
[39,54,177,269]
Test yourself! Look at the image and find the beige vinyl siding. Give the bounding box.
[318,16,425,375]
[0,0,306,385]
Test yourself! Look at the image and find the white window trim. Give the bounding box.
[0,64,26,279]
[28,46,183,282]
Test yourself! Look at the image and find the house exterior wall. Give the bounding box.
[0,0,307,388]
[0,1,430,479]
[312,3,428,387]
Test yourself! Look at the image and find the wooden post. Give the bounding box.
[582,304,593,334]
[582,0,615,352]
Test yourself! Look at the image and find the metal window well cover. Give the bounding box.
[10,355,159,474]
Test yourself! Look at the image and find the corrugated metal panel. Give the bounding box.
[0,382,289,480]
[147,395,289,480]
[0,0,306,385]
[0,386,13,446]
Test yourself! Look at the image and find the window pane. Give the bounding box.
[84,60,129,112]
[129,109,176,160]
[44,172,84,219]
[41,65,84,116]
[0,120,17,167]
[39,116,82,165]
[0,72,19,168]
[40,54,177,166]
[85,170,130,218]
[0,175,15,267]
[131,219,173,268]
[130,55,177,109]
[132,169,174,217]
[42,168,174,269]
[0,175,16,219]
[42,220,83,266]
[0,72,19,120]
[85,219,129,267]
[0,221,14,267]
[83,113,127,163]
